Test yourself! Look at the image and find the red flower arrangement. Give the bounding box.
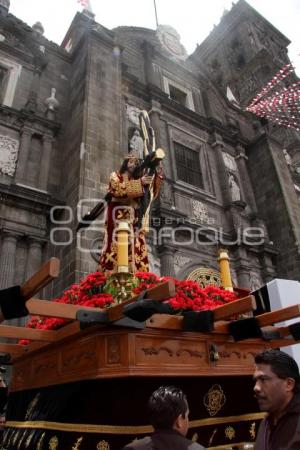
[20,271,237,344]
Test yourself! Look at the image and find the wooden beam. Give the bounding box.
[0,343,29,356]
[213,296,256,321]
[147,314,182,330]
[107,280,175,322]
[256,304,300,327]
[147,296,256,331]
[0,325,56,342]
[21,257,60,300]
[26,299,103,320]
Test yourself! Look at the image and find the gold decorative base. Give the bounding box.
[105,272,137,305]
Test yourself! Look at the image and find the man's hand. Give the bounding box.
[141,175,153,186]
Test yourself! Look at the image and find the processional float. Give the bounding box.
[1,113,300,450]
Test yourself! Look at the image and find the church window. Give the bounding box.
[0,65,9,103]
[169,84,187,106]
[174,142,203,188]
[0,56,21,107]
[163,75,195,111]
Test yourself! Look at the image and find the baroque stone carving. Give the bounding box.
[126,104,142,126]
[222,152,237,171]
[191,199,215,224]
[157,25,187,60]
[249,272,262,291]
[0,135,19,176]
[174,255,191,269]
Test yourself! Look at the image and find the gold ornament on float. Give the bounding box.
[249,422,256,440]
[72,437,83,449]
[225,426,235,440]
[97,441,110,450]
[49,436,59,450]
[203,384,226,416]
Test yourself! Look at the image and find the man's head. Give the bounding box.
[148,386,189,436]
[253,349,300,417]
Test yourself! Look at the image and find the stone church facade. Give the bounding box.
[0,0,299,298]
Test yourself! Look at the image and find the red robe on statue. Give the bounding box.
[99,171,162,274]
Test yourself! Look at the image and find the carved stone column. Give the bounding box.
[0,230,20,288]
[38,134,53,191]
[149,100,163,149]
[160,247,175,277]
[261,251,277,283]
[235,144,258,213]
[26,237,43,280]
[237,266,251,289]
[211,134,231,205]
[15,128,33,182]
[141,40,156,86]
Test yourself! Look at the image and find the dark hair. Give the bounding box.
[147,386,188,430]
[255,349,300,391]
[120,159,129,174]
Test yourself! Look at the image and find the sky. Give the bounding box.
[9,0,300,75]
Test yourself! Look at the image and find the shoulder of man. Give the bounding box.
[121,436,153,450]
[188,442,206,450]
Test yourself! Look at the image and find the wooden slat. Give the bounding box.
[0,343,29,356]
[0,325,56,342]
[107,280,175,322]
[21,257,60,300]
[26,299,104,320]
[147,296,256,331]
[256,304,300,327]
[267,338,296,348]
[213,296,256,320]
[147,314,182,330]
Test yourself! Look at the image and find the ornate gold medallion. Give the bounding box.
[203,384,226,416]
[225,426,235,440]
[187,267,221,288]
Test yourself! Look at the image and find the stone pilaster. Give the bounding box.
[26,237,43,280]
[211,134,231,205]
[0,230,20,288]
[38,135,53,191]
[141,41,156,86]
[159,247,175,277]
[149,100,163,149]
[235,143,257,213]
[15,128,33,182]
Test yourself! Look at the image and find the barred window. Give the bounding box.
[174,142,203,188]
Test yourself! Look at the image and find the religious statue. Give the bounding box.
[283,149,292,166]
[228,174,241,201]
[129,129,144,159]
[99,112,164,274]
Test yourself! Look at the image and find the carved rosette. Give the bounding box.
[0,134,19,176]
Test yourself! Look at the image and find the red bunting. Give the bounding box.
[245,62,300,131]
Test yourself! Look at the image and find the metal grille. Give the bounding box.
[174,142,203,188]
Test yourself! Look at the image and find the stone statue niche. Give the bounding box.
[228,174,241,202]
[128,127,144,159]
